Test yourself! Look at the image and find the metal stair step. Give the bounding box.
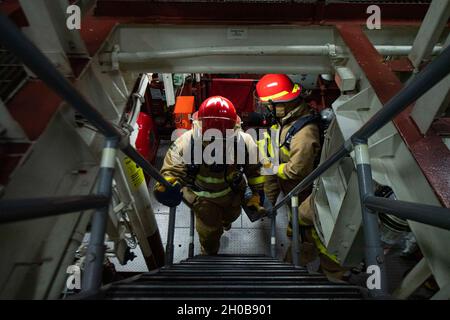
[155,270,310,276]
[185,258,280,263]
[187,255,276,261]
[138,274,327,282]
[122,279,335,286]
[106,285,363,299]
[163,264,301,271]
[179,260,288,266]
[199,254,269,258]
[102,254,364,300]
[109,284,362,292]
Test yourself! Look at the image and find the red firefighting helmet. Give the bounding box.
[256,74,302,103]
[197,96,238,134]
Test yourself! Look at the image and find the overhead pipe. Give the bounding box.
[376,45,443,56]
[113,45,443,64]
[114,45,342,63]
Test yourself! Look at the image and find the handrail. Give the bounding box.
[364,196,450,231]
[272,44,450,214]
[0,195,109,223]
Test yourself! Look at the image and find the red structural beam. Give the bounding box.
[336,24,450,208]
[93,0,433,25]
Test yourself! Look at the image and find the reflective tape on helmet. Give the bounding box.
[259,90,290,102]
[248,176,266,185]
[259,84,301,102]
[192,187,232,198]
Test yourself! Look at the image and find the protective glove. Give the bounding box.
[246,193,261,209]
[154,177,182,207]
[246,190,266,214]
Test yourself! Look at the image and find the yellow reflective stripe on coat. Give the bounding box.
[248,176,266,185]
[256,138,267,157]
[192,187,232,198]
[257,132,274,158]
[280,146,290,157]
[259,90,290,102]
[311,228,340,264]
[277,163,288,180]
[195,174,234,184]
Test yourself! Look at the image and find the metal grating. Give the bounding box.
[0,45,28,103]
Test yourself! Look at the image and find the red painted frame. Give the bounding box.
[336,24,450,208]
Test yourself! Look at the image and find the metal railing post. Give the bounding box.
[82,138,118,294]
[165,206,177,266]
[291,196,300,266]
[188,209,195,258]
[354,139,387,298]
[270,213,277,259]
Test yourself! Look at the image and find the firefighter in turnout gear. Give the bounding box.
[256,74,347,280]
[154,96,266,255]
[255,74,320,217]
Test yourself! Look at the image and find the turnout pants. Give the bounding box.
[185,189,243,255]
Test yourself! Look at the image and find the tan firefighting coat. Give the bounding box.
[159,129,265,254]
[257,103,347,275]
[258,102,321,210]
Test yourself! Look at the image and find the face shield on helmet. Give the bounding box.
[192,111,242,145]
[193,96,240,142]
[192,96,243,168]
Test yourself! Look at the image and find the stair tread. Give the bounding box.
[156,270,309,274]
[102,254,364,300]
[106,290,362,299]
[138,275,328,280]
[164,264,301,269]
[179,261,287,265]
[115,280,347,287]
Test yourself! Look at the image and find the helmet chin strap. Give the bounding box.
[267,99,282,126]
